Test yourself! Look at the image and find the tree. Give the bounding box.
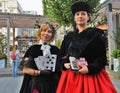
[113,28,120,49]
[43,0,101,26]
[0,33,7,53]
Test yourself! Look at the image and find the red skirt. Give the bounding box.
[56,69,117,93]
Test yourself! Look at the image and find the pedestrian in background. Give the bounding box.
[10,45,20,77]
[56,1,117,93]
[19,23,61,93]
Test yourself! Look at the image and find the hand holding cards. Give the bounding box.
[69,56,88,70]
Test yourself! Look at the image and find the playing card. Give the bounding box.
[69,56,78,70]
[34,55,57,72]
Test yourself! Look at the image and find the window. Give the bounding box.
[5,9,7,13]
[10,9,13,13]
[10,32,13,37]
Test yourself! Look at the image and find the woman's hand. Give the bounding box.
[64,63,71,69]
[77,64,88,74]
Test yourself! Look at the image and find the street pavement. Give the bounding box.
[0,68,23,77]
[1,66,120,79]
[0,76,23,93]
[0,66,120,92]
[0,66,120,79]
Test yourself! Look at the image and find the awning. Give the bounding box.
[0,13,48,28]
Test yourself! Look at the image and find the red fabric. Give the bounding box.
[10,52,16,60]
[56,69,117,93]
[32,86,38,93]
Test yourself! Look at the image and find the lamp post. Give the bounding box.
[107,3,115,70]
[6,17,10,68]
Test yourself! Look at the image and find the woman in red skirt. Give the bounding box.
[56,1,117,93]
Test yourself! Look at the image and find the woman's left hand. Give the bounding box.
[64,63,71,69]
[78,65,88,74]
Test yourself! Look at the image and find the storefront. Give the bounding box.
[16,36,37,57]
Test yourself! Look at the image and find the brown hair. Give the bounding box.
[12,45,18,52]
[87,13,91,22]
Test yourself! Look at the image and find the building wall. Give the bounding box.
[0,0,23,45]
[0,0,37,46]
[98,0,120,69]
[0,0,23,13]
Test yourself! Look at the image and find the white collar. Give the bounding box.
[39,40,50,45]
[39,40,51,56]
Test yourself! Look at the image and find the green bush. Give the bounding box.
[0,53,7,59]
[111,49,120,58]
[113,28,120,49]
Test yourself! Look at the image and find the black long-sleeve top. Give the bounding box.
[60,27,107,75]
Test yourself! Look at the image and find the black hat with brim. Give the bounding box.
[71,2,91,15]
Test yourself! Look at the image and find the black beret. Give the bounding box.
[45,22,56,35]
[71,2,91,15]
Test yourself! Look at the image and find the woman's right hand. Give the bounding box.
[64,63,71,69]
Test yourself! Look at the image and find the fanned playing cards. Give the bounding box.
[34,55,57,72]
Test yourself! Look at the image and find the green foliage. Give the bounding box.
[0,33,7,53]
[55,39,62,49]
[0,53,7,59]
[43,0,101,26]
[111,49,120,58]
[113,28,120,49]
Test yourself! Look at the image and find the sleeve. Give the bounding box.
[60,32,73,70]
[23,46,32,58]
[87,30,107,75]
[54,47,62,77]
[19,46,35,70]
[60,31,74,57]
[16,50,20,55]
[60,35,68,58]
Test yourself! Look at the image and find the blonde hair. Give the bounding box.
[36,24,55,41]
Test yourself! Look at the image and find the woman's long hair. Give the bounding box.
[12,45,18,52]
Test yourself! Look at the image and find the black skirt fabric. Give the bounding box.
[20,74,59,93]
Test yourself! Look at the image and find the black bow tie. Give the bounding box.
[43,42,47,45]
